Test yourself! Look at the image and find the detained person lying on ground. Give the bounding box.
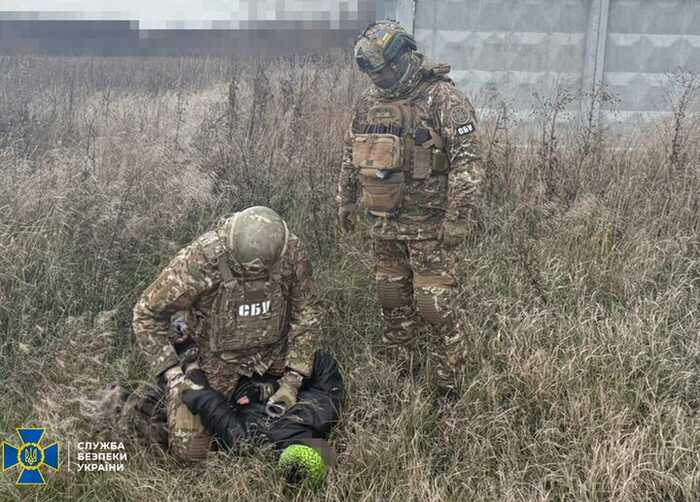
[121,349,344,485]
[180,351,343,465]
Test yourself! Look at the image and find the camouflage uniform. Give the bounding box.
[337,21,483,389]
[131,215,321,453]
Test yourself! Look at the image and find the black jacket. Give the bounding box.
[182,351,344,451]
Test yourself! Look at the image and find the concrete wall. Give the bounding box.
[388,0,700,119]
[604,0,700,118]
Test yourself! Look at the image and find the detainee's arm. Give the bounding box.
[431,82,483,225]
[133,240,217,379]
[284,238,322,377]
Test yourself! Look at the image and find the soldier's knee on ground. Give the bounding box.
[84,382,169,449]
[119,383,169,449]
[86,383,131,434]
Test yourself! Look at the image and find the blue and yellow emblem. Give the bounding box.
[2,428,59,485]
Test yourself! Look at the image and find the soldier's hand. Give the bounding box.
[265,371,303,418]
[440,220,469,249]
[170,311,188,337]
[337,204,357,234]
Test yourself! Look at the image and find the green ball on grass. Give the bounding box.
[278,444,327,488]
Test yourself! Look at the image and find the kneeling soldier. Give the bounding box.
[131,206,337,478]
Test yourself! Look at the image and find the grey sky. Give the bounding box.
[0,0,370,29]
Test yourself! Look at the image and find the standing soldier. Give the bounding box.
[336,20,483,393]
[128,206,342,484]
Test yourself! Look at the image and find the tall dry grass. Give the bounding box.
[0,54,698,502]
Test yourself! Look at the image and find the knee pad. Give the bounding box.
[414,274,456,325]
[376,269,412,310]
[167,390,211,461]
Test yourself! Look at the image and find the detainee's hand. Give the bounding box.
[440,219,470,249]
[337,203,357,233]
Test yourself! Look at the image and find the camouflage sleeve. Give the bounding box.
[132,237,218,379]
[335,92,370,208]
[430,81,483,224]
[284,237,322,377]
[336,125,357,208]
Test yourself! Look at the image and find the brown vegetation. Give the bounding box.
[0,54,698,501]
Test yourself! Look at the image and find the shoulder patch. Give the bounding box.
[450,106,471,126]
[457,122,475,136]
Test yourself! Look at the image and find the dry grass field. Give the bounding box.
[0,53,698,501]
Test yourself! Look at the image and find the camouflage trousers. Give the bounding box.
[119,378,230,460]
[372,238,466,389]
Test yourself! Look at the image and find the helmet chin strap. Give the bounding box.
[242,257,266,270]
[280,220,289,260]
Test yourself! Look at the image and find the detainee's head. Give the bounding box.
[223,206,288,272]
[354,20,418,90]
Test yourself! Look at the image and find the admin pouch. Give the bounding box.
[352,86,450,218]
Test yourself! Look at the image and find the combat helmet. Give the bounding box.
[222,206,289,272]
[353,20,417,74]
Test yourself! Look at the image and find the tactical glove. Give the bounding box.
[266,370,304,418]
[337,203,357,233]
[440,219,470,249]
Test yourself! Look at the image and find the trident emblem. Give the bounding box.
[2,428,60,485]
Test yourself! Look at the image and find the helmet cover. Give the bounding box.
[354,20,417,74]
[223,206,289,272]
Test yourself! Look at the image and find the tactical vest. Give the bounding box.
[201,232,289,356]
[352,72,450,219]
